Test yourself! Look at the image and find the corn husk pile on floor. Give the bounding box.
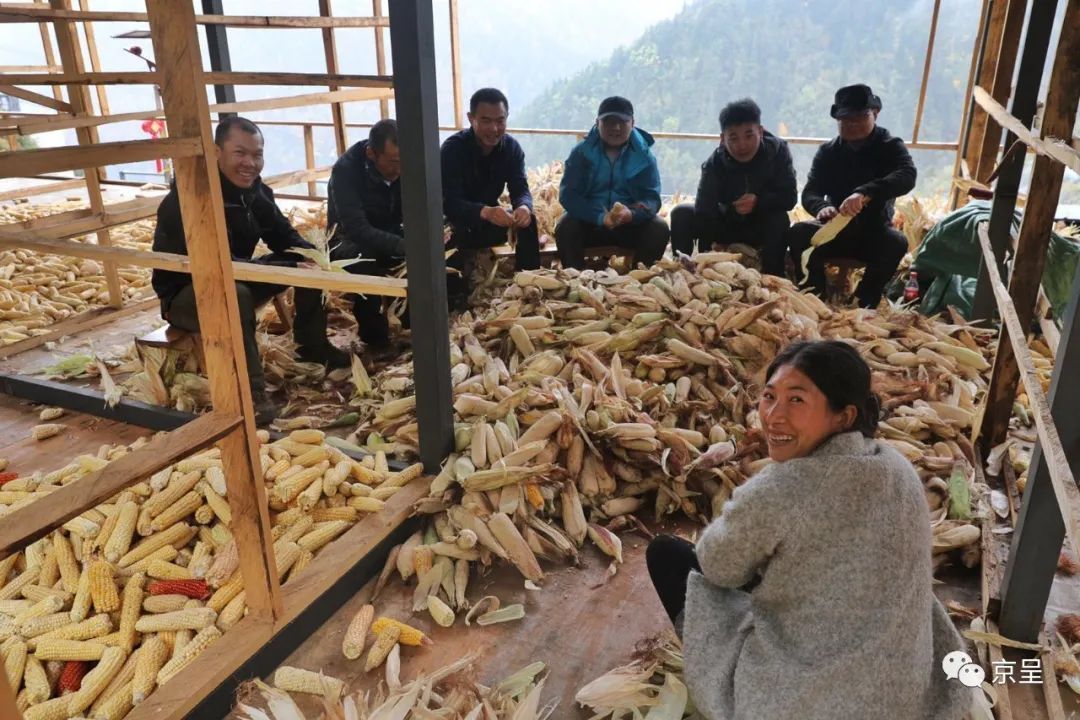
[0,427,412,720]
[0,200,156,346]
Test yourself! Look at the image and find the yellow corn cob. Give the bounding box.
[92,678,134,720]
[176,454,219,474]
[103,501,139,563]
[275,465,327,504]
[32,423,63,441]
[133,635,169,704]
[293,446,330,467]
[364,625,400,672]
[207,572,243,613]
[0,567,40,600]
[297,520,351,553]
[297,474,324,511]
[20,586,71,604]
[136,507,154,537]
[0,554,19,586]
[13,594,64,625]
[118,523,193,568]
[156,625,221,685]
[170,627,192,660]
[311,506,358,523]
[53,532,80,594]
[288,429,326,445]
[412,546,434,577]
[342,603,374,660]
[274,541,302,580]
[382,462,424,489]
[150,491,202,533]
[143,594,189,614]
[134,607,217,633]
[19,613,72,639]
[347,496,387,514]
[117,545,178,578]
[370,486,400,501]
[200,485,231,525]
[70,567,93,622]
[370,617,431,647]
[216,591,246,631]
[273,665,345,696]
[34,638,108,661]
[264,457,291,482]
[67,645,126,715]
[37,546,59,589]
[427,595,455,627]
[4,637,27,691]
[194,504,215,525]
[288,550,314,581]
[204,541,238,588]
[274,515,315,546]
[147,559,193,581]
[322,461,350,497]
[29,614,111,649]
[90,647,139,716]
[350,461,382,485]
[142,470,201,519]
[22,654,50,704]
[88,559,120,613]
[24,697,70,720]
[188,542,213,579]
[118,572,144,651]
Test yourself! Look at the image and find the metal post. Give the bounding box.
[388,0,453,473]
[201,0,236,111]
[970,0,1058,321]
[1000,259,1080,641]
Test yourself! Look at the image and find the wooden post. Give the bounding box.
[34,0,64,106]
[950,0,990,209]
[78,0,109,116]
[973,0,1027,183]
[145,0,282,620]
[303,122,316,196]
[373,0,389,119]
[48,0,124,309]
[449,0,464,129]
[977,0,1080,449]
[911,0,941,143]
[0,671,20,720]
[319,0,348,155]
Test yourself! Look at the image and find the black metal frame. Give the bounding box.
[201,0,236,111]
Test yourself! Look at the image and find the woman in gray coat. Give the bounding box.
[647,340,973,719]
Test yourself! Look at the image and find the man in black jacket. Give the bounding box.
[785,84,916,307]
[327,119,402,347]
[670,98,795,274]
[152,117,349,422]
[441,87,540,305]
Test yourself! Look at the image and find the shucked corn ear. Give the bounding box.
[342,603,374,660]
[370,616,431,647]
[31,423,64,441]
[273,666,345,697]
[364,625,400,672]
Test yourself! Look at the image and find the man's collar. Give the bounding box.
[217,169,259,202]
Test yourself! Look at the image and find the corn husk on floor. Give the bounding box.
[0,428,406,718]
[575,633,689,720]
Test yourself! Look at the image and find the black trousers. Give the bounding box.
[669,203,790,276]
[164,255,327,392]
[447,216,541,301]
[344,258,397,346]
[554,214,670,270]
[646,534,701,625]
[785,218,907,308]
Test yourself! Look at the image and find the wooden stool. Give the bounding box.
[135,324,206,373]
[582,245,636,272]
[824,258,866,303]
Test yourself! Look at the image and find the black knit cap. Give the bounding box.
[597,96,634,122]
[830,84,882,119]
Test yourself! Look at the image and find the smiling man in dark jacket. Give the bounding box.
[152,116,348,422]
[786,84,916,307]
[441,88,540,305]
[670,98,795,274]
[327,119,402,347]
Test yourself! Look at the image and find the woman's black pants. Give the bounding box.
[646,534,701,624]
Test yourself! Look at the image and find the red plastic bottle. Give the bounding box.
[903,271,920,303]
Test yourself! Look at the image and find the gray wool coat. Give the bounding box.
[683,431,974,720]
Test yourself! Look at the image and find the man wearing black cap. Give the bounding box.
[555,96,670,269]
[785,84,916,307]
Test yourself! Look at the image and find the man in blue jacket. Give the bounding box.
[786,84,916,307]
[556,96,669,270]
[327,119,402,348]
[669,98,795,273]
[441,88,540,305]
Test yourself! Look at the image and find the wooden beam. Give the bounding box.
[965,0,1010,175]
[972,86,1080,174]
[0,194,159,238]
[0,63,60,72]
[262,164,332,189]
[373,0,389,119]
[977,223,1080,566]
[122,477,429,720]
[950,0,989,210]
[0,70,155,85]
[146,0,281,621]
[0,410,241,559]
[911,0,941,143]
[0,176,82,200]
[0,7,390,27]
[448,0,463,129]
[973,0,1027,183]
[319,0,348,156]
[0,136,201,176]
[0,82,71,111]
[78,0,108,116]
[33,0,64,107]
[303,123,316,196]
[0,231,409,296]
[0,71,394,87]
[0,296,155,358]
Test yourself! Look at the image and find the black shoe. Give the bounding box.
[251,390,280,425]
[298,343,352,370]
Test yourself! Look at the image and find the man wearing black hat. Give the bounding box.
[785,84,916,307]
[555,96,670,269]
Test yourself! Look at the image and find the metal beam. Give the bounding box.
[388,0,453,474]
[971,0,1058,321]
[201,0,235,111]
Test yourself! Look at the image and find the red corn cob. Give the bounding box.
[0,471,17,485]
[147,579,210,599]
[58,660,90,694]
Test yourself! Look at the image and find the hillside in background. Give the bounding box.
[515,0,982,198]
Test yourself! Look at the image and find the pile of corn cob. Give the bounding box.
[343,254,997,631]
[0,428,412,719]
[0,200,155,345]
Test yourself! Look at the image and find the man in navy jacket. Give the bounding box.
[441,88,540,304]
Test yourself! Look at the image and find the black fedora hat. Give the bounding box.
[830,84,882,119]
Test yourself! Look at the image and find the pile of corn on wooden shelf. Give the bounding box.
[0,427,417,720]
[0,200,155,346]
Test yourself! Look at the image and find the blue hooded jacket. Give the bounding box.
[559,126,662,226]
